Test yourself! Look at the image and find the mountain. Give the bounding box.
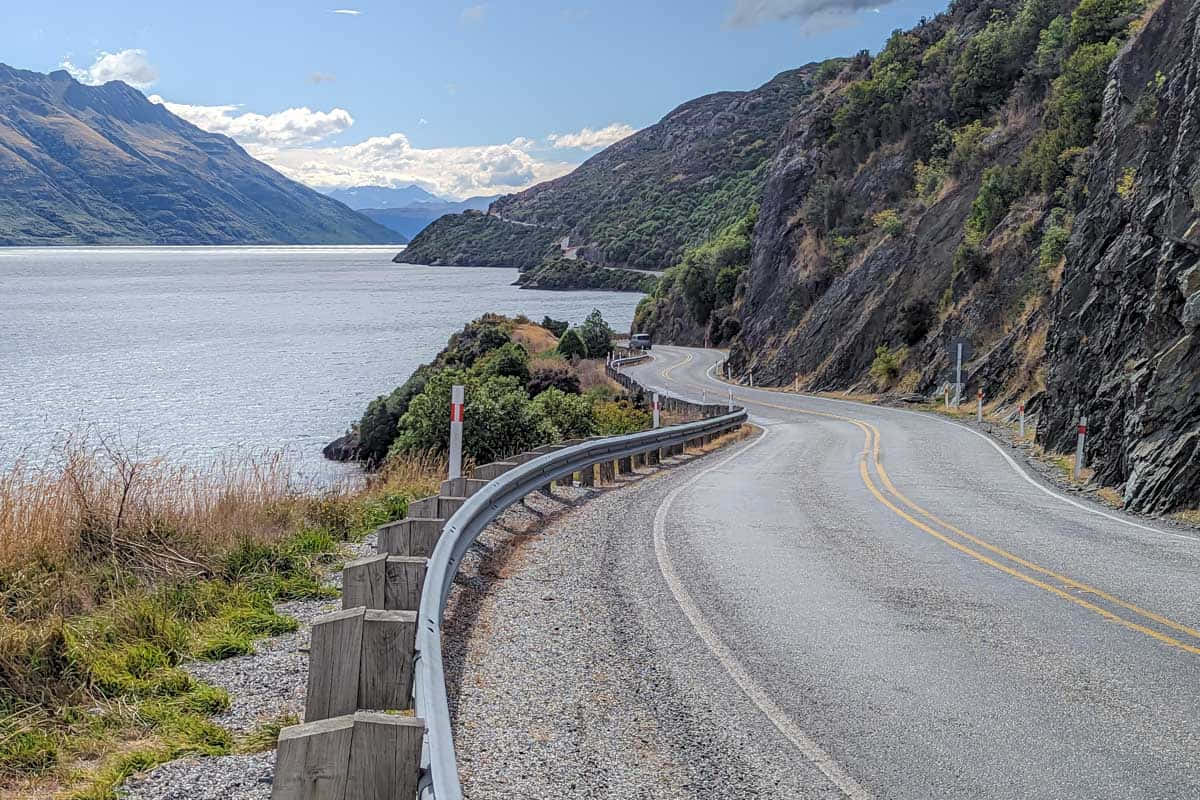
[359,194,500,240]
[324,184,443,209]
[636,0,1199,513]
[396,210,563,267]
[0,64,398,245]
[395,68,816,270]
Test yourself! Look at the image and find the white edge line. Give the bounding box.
[699,349,1193,544]
[652,427,873,800]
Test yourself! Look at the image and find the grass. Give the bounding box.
[235,714,300,755]
[0,438,444,799]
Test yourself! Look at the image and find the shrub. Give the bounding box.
[540,316,568,337]
[965,166,1021,242]
[471,341,531,385]
[949,121,993,176]
[1068,0,1144,50]
[395,370,554,463]
[1116,167,1136,199]
[556,328,587,360]
[592,400,651,435]
[531,389,596,439]
[869,345,907,386]
[715,265,744,306]
[527,359,581,396]
[872,209,905,237]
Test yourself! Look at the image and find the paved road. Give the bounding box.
[616,345,1200,799]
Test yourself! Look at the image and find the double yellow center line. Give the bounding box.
[653,351,1200,655]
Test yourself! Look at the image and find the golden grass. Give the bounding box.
[1172,509,1200,526]
[511,323,559,354]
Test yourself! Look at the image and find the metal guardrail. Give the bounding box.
[413,359,746,799]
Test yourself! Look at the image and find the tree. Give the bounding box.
[577,309,615,359]
[471,342,530,385]
[556,328,587,360]
[541,316,569,337]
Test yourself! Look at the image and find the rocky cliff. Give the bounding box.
[0,64,397,245]
[1039,0,1200,512]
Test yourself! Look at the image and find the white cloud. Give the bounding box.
[149,96,354,147]
[330,8,362,14]
[61,49,158,89]
[726,0,887,26]
[251,133,576,200]
[547,123,637,150]
[461,4,487,23]
[309,72,337,84]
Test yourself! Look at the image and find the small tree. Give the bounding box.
[531,388,596,439]
[578,309,615,359]
[472,341,531,385]
[556,328,587,360]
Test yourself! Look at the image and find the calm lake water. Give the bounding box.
[0,246,642,481]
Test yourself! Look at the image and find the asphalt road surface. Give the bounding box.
[615,345,1200,800]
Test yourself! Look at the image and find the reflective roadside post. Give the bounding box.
[728,388,734,411]
[449,384,464,480]
[652,392,660,429]
[1073,416,1088,481]
[976,389,983,422]
[1019,402,1026,438]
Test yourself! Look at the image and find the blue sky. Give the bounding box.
[4,0,947,199]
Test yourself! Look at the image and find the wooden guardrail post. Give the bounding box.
[617,455,633,475]
[305,608,417,722]
[578,463,595,486]
[376,518,443,557]
[272,711,424,800]
[343,554,427,611]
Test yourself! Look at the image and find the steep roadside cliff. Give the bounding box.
[1038,0,1200,512]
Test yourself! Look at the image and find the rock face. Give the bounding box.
[0,64,398,245]
[322,432,360,462]
[1039,0,1200,513]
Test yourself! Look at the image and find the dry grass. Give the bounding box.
[511,323,559,354]
[1172,509,1200,526]
[0,439,444,798]
[574,358,623,393]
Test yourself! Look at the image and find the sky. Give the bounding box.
[3,0,947,200]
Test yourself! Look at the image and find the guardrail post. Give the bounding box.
[617,455,633,475]
[345,555,427,612]
[376,518,443,558]
[646,447,659,466]
[578,463,595,486]
[305,608,417,722]
[599,460,615,484]
[345,712,424,800]
[271,715,353,800]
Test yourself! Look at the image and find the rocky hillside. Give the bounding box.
[395,67,817,271]
[1039,0,1200,513]
[395,211,562,267]
[0,65,398,245]
[638,0,1197,512]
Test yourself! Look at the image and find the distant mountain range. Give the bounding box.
[357,194,501,240]
[0,64,399,246]
[324,184,444,209]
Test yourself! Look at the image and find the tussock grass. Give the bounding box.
[0,438,443,798]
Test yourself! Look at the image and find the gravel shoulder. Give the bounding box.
[446,436,843,800]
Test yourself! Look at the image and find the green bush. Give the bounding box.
[965,166,1021,242]
[1068,0,1144,50]
[592,400,651,435]
[531,389,596,439]
[1039,208,1072,269]
[394,370,554,463]
[556,328,587,360]
[869,345,907,386]
[471,342,531,385]
[872,209,905,237]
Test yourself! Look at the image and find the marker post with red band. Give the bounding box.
[976,389,983,422]
[449,385,464,480]
[1019,402,1026,438]
[652,392,661,429]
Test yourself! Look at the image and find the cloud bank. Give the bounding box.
[61,49,158,89]
[548,123,637,150]
[150,97,355,147]
[726,0,885,26]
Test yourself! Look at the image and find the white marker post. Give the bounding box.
[944,386,950,408]
[728,388,734,411]
[954,342,964,408]
[702,389,707,405]
[448,384,465,480]
[749,371,754,388]
[976,389,983,422]
[652,392,661,429]
[1019,403,1026,438]
[1073,415,1088,481]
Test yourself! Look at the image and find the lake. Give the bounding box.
[0,246,643,481]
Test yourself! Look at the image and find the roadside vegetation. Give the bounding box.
[345,312,649,467]
[0,442,444,799]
